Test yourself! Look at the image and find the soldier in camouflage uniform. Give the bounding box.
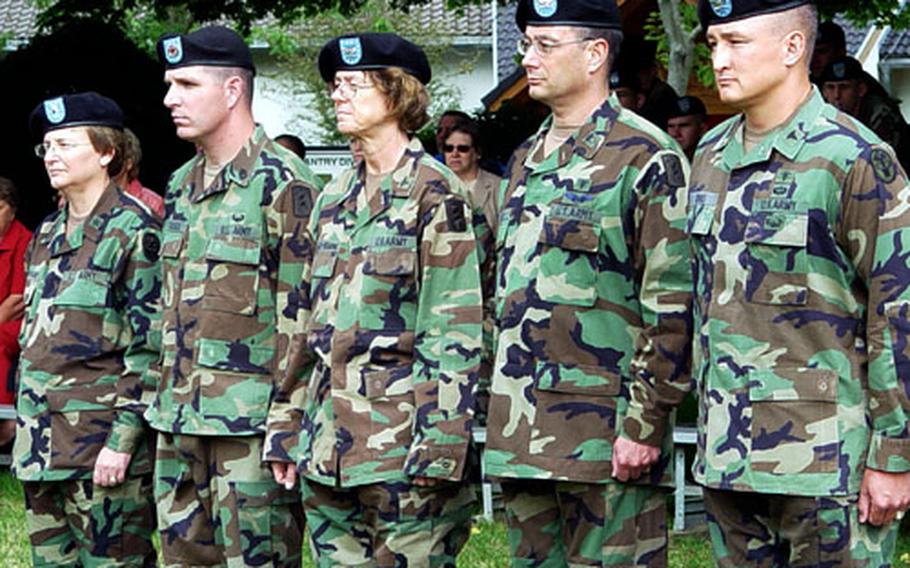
[690,1,910,565]
[14,92,160,567]
[820,55,909,172]
[264,33,484,567]
[145,26,321,567]
[483,1,693,566]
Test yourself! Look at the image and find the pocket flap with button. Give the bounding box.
[748,368,838,403]
[745,208,808,247]
[196,337,275,375]
[539,216,600,253]
[363,367,412,399]
[535,361,621,397]
[205,237,261,265]
[364,248,416,276]
[53,271,110,308]
[46,383,114,413]
[313,243,339,278]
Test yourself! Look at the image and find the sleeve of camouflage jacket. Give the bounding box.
[105,222,162,455]
[404,194,484,481]
[263,180,320,463]
[840,145,910,472]
[621,150,695,447]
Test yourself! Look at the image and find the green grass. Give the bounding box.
[2,470,909,567]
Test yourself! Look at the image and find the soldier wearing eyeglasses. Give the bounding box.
[484,0,692,566]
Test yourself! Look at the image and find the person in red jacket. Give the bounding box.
[0,177,32,447]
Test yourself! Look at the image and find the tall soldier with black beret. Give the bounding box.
[692,0,910,564]
[484,0,693,565]
[263,31,487,567]
[146,24,322,567]
[15,92,160,566]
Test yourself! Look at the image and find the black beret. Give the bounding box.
[698,0,811,29]
[157,25,255,73]
[817,21,846,48]
[318,33,431,85]
[516,0,622,32]
[668,96,707,119]
[820,56,864,83]
[609,68,640,92]
[30,92,123,139]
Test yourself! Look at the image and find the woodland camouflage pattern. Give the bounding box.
[13,186,161,482]
[484,95,693,484]
[146,125,321,436]
[264,137,484,487]
[688,88,910,496]
[857,93,909,171]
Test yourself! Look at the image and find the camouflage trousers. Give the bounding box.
[704,488,899,567]
[500,479,668,568]
[154,432,305,567]
[23,475,156,567]
[302,476,476,567]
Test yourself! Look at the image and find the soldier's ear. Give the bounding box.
[782,29,807,68]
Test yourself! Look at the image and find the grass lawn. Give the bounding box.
[2,469,909,567]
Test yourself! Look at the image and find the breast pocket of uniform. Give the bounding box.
[748,367,839,475]
[45,383,116,470]
[360,244,418,330]
[202,234,262,315]
[744,207,808,306]
[537,215,600,307]
[52,270,111,354]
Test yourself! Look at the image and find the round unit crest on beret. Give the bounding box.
[668,96,707,119]
[820,56,863,83]
[157,25,255,73]
[516,0,622,32]
[698,0,812,29]
[29,92,124,139]
[318,33,432,85]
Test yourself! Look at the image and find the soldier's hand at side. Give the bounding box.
[0,419,15,446]
[612,436,660,482]
[271,462,298,490]
[93,447,132,487]
[0,294,25,323]
[859,469,910,526]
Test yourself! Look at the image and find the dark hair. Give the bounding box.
[368,67,430,133]
[86,126,125,178]
[817,20,845,51]
[275,134,307,160]
[120,128,143,181]
[577,27,624,72]
[446,120,482,153]
[0,177,20,210]
[439,110,471,125]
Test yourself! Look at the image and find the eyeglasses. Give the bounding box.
[34,140,91,158]
[443,144,473,153]
[517,36,595,57]
[331,78,376,98]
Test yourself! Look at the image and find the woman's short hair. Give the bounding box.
[0,177,20,210]
[85,126,126,179]
[368,67,430,133]
[119,128,143,182]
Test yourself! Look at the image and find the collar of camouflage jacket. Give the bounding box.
[339,136,424,225]
[524,94,620,174]
[46,182,123,257]
[190,124,268,203]
[716,86,825,170]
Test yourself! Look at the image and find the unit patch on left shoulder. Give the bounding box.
[445,198,467,232]
[662,154,686,188]
[870,148,898,184]
[142,233,161,263]
[291,183,313,219]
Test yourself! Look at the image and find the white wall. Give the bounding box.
[250,45,494,145]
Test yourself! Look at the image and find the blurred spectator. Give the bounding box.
[666,96,708,160]
[434,109,471,157]
[610,69,644,112]
[349,138,364,167]
[276,134,307,160]
[821,56,908,169]
[624,39,678,129]
[811,21,846,83]
[0,177,31,447]
[114,129,164,218]
[442,120,500,231]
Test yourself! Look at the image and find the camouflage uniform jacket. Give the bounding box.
[264,137,484,487]
[689,88,910,496]
[13,186,161,481]
[858,93,909,171]
[146,126,321,436]
[484,96,693,484]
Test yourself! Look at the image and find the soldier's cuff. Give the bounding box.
[621,406,668,448]
[106,412,143,454]
[866,434,910,472]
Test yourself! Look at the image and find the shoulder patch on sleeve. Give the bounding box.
[870,148,898,184]
[291,183,314,219]
[661,154,686,188]
[142,233,161,263]
[445,198,468,232]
